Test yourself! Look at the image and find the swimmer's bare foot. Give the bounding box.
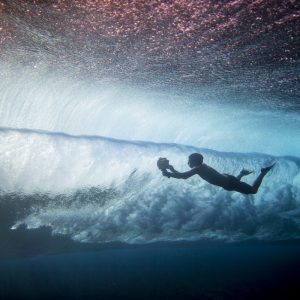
[261,163,276,174]
[240,169,253,176]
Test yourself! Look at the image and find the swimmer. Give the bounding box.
[157,154,275,195]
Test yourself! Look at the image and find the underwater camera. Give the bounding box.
[157,157,170,170]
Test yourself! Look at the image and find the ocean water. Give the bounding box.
[0,1,300,299]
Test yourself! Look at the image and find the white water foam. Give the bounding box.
[1,128,300,244]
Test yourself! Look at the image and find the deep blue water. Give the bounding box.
[1,243,300,300]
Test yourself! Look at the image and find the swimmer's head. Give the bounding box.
[188,153,203,168]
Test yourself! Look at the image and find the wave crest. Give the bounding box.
[1,128,300,244]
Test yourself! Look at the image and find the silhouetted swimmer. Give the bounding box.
[157,154,275,195]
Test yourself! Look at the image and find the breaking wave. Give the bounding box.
[1,127,299,244]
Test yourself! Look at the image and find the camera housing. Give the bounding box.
[157,157,169,170]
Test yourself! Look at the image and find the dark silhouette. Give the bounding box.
[157,153,275,195]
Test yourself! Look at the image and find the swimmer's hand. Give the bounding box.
[167,165,176,172]
[162,169,170,178]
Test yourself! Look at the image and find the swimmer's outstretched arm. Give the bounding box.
[162,168,199,179]
[167,165,179,173]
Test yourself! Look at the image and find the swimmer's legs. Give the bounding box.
[232,164,275,194]
[250,163,275,194]
[236,169,253,181]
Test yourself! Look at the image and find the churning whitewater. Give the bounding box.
[1,127,300,244]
